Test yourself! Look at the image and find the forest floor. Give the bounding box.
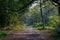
[0,28,58,40]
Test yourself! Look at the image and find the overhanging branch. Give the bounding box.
[17,0,35,13]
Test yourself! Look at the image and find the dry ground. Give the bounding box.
[0,28,55,40]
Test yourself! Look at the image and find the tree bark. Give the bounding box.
[40,0,45,29]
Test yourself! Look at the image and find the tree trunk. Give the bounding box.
[40,0,45,29]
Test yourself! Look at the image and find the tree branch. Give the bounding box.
[17,0,34,13]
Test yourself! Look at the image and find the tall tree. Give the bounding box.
[40,0,45,29]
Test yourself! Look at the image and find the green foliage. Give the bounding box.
[3,24,27,30]
[33,22,43,30]
[32,0,58,30]
[48,15,59,25]
[0,0,59,31]
[0,32,10,38]
[0,0,29,28]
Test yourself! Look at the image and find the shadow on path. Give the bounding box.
[1,33,45,40]
[1,29,53,40]
[10,34,44,40]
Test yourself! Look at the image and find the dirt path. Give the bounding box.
[1,28,54,40]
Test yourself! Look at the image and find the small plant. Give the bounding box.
[0,32,10,38]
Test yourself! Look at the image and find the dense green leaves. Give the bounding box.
[0,0,59,31]
[0,0,30,27]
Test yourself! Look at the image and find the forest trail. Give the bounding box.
[1,28,54,40]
